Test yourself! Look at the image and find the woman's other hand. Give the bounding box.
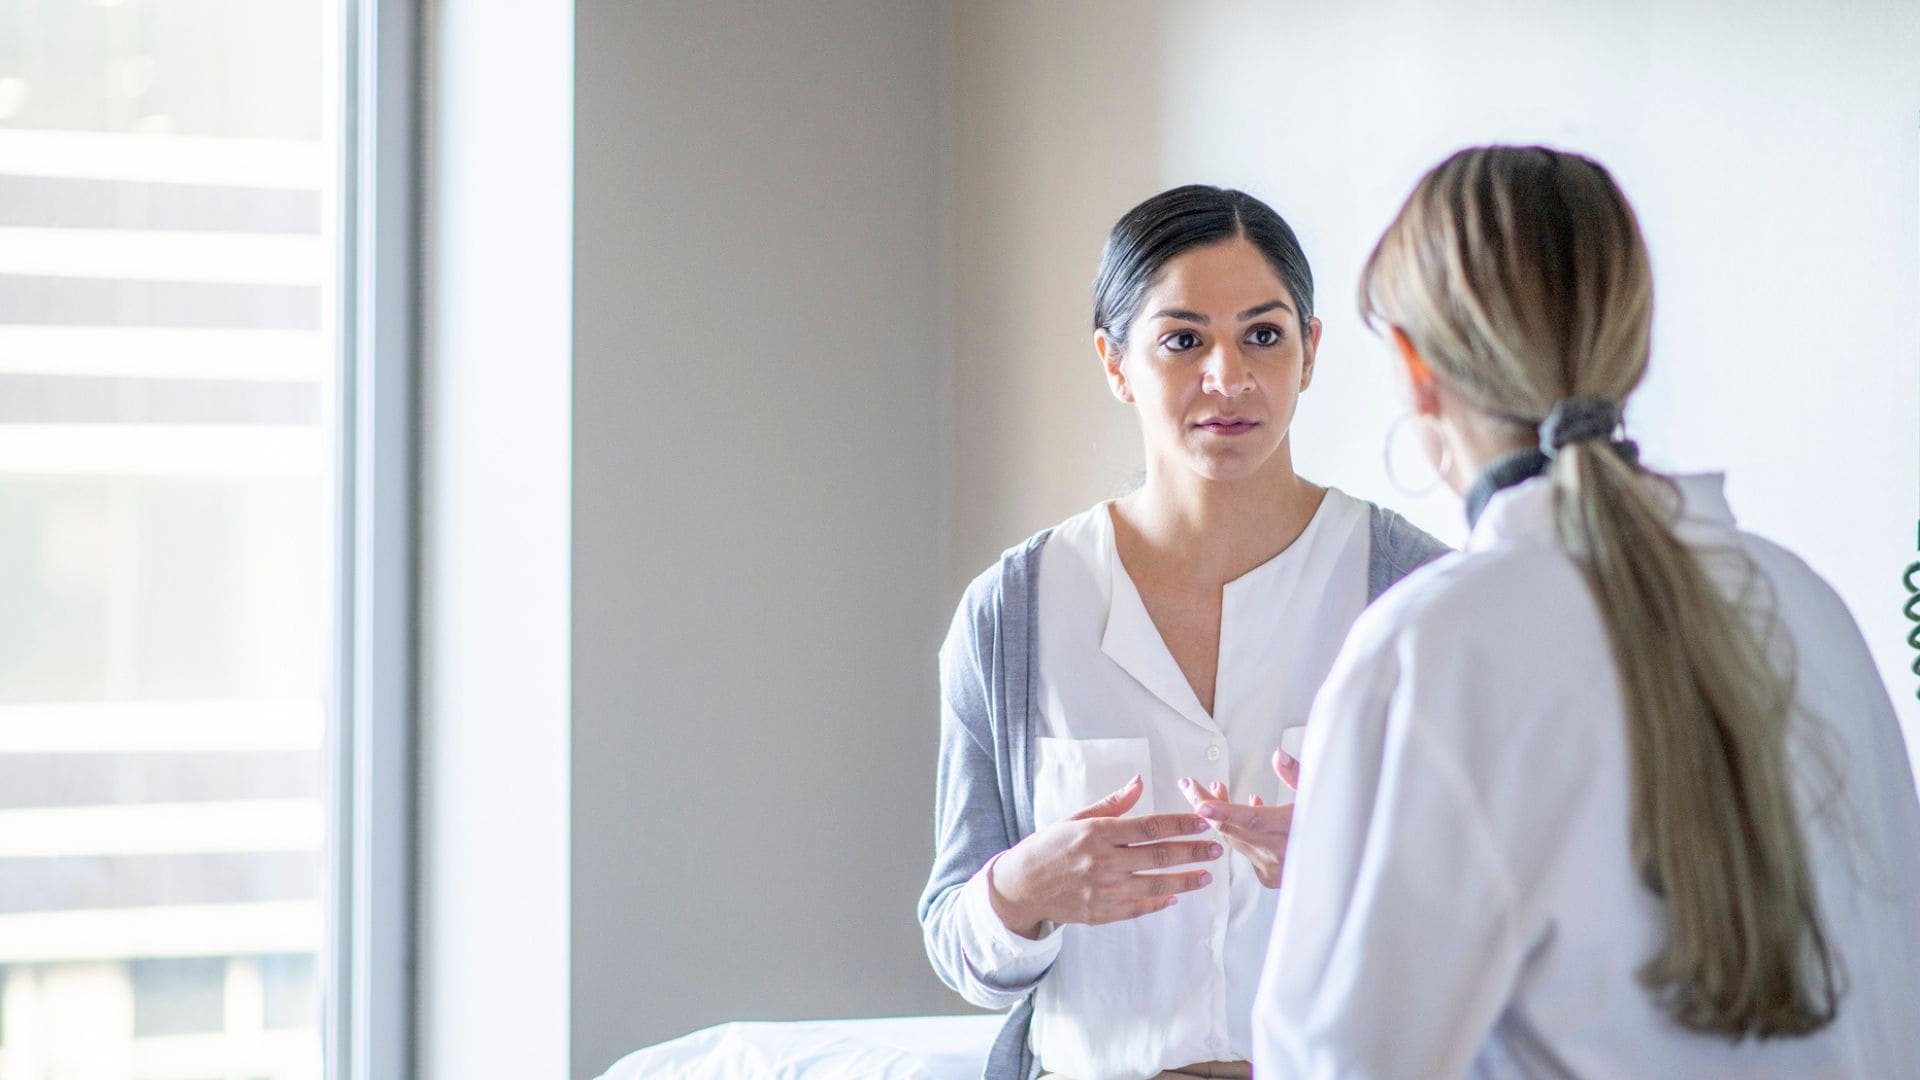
[988,775,1222,938]
[1179,748,1303,889]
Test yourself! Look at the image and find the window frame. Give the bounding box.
[326,1,418,1078]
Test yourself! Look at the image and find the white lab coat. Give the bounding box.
[1253,473,1920,1079]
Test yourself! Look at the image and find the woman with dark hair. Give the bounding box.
[1251,146,1920,1076]
[919,186,1447,1080]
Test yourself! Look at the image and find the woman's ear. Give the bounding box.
[1389,326,1441,418]
[1096,331,1133,404]
[1299,316,1323,391]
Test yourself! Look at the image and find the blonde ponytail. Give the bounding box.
[1362,146,1838,1038]
[1556,438,1836,1035]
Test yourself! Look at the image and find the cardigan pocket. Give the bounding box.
[1032,736,1153,831]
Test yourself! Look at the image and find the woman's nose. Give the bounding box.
[1202,344,1254,395]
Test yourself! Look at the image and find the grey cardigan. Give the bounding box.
[917,503,1449,1080]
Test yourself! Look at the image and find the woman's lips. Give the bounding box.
[1195,418,1260,436]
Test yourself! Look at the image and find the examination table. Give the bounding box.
[597,1014,1001,1078]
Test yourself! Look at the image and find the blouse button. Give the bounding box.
[1206,745,1222,762]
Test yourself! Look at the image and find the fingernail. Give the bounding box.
[1277,751,1297,769]
[1165,896,1178,907]
[1207,843,1222,858]
[1178,777,1192,789]
[1198,871,1213,886]
[1198,805,1223,820]
[1127,773,1142,786]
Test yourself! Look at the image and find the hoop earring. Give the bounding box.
[1383,413,1451,496]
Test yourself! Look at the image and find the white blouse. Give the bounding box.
[955,488,1373,1080]
[1254,474,1920,1078]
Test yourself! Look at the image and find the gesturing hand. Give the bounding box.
[1179,748,1303,890]
[988,774,1222,939]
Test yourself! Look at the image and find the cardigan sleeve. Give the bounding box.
[917,562,1055,1008]
[1366,503,1453,602]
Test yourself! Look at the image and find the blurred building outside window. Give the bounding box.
[0,2,338,1077]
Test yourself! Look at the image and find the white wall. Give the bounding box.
[947,0,1920,765]
[417,0,574,1077]
[421,4,953,1074]
[569,1,952,1074]
[944,1,1185,598]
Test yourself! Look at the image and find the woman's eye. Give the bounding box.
[1164,330,1201,351]
[1249,326,1283,347]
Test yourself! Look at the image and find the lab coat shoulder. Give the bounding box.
[1715,528,1918,848]
[1737,529,1887,688]
[1330,537,1608,719]
[1300,544,1538,800]
[1328,538,1627,853]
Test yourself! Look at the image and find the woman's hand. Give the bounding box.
[1179,748,1303,889]
[988,775,1222,938]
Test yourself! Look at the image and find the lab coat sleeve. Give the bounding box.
[1252,628,1530,1080]
[917,573,1056,1009]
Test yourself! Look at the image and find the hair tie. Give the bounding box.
[1539,398,1621,457]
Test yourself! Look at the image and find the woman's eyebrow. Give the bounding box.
[1148,299,1293,325]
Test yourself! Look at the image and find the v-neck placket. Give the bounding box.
[1100,552,1221,735]
[1098,498,1329,736]
[1094,498,1335,1066]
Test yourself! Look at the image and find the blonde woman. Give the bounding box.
[1247,147,1920,1076]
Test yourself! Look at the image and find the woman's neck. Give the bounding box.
[1114,454,1324,588]
[1432,389,1537,495]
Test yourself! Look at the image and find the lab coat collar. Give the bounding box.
[1466,471,1737,552]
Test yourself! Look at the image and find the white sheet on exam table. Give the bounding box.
[596,1014,1002,1079]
